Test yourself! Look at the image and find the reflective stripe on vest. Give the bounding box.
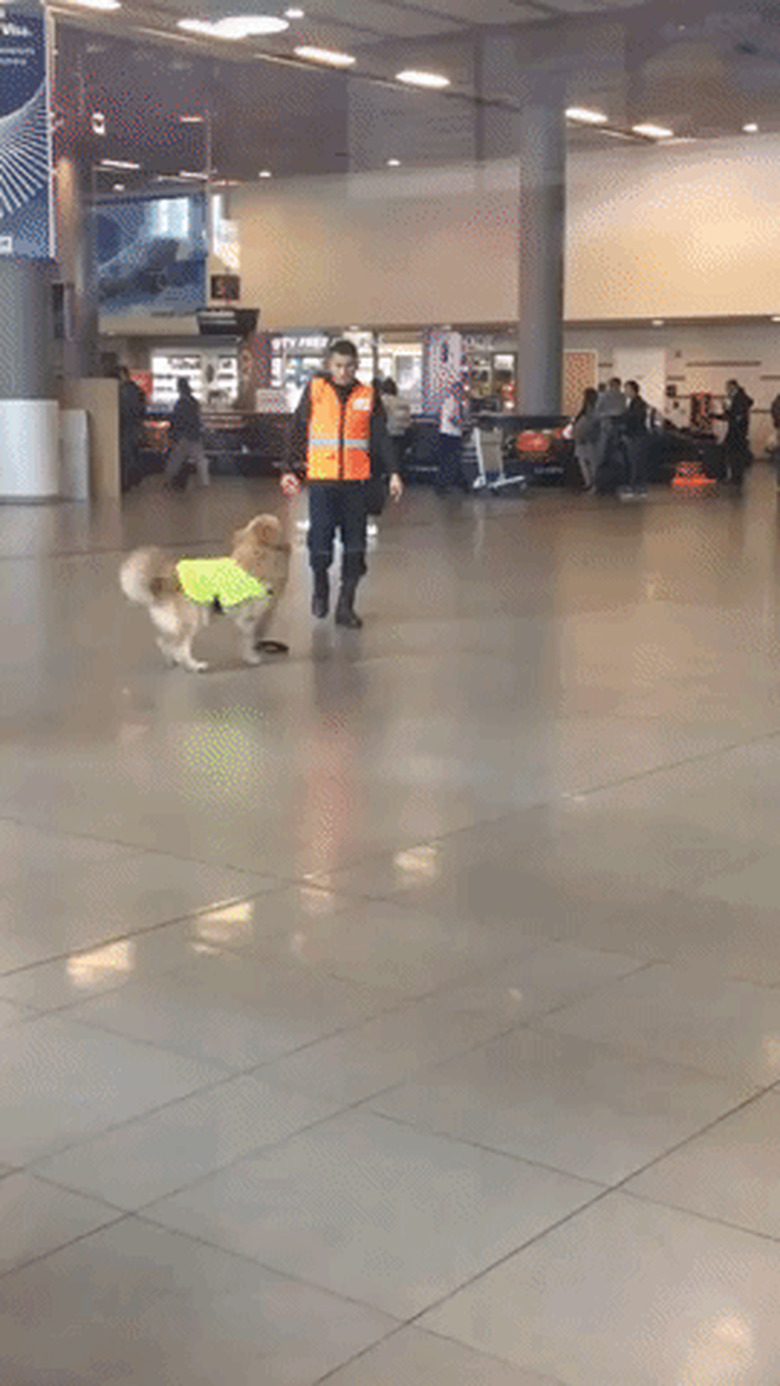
[307,377,372,481]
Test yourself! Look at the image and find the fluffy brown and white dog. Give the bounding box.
[119,513,291,672]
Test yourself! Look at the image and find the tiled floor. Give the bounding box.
[2,474,780,1382]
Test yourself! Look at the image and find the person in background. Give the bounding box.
[118,366,146,493]
[620,380,649,500]
[380,378,412,475]
[572,386,599,490]
[771,392,780,490]
[280,339,403,629]
[720,378,753,489]
[165,378,210,489]
[593,376,627,494]
[436,383,469,494]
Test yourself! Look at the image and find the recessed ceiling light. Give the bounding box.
[566,106,608,125]
[632,122,675,139]
[258,169,272,178]
[112,182,125,191]
[178,169,208,179]
[294,44,355,67]
[396,69,450,89]
[772,315,780,323]
[387,157,401,167]
[285,6,304,15]
[100,157,140,169]
[178,14,288,39]
[743,122,759,133]
[63,0,121,10]
[652,319,665,327]
[179,113,205,123]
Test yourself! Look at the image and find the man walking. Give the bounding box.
[280,339,403,629]
[620,380,649,500]
[165,378,210,489]
[720,379,753,489]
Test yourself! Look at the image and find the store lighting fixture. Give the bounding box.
[113,182,125,191]
[743,122,759,133]
[652,319,665,327]
[178,169,208,179]
[178,14,288,39]
[396,69,450,89]
[632,122,675,139]
[179,113,205,123]
[772,315,780,323]
[566,106,608,125]
[258,169,272,178]
[285,5,304,14]
[294,44,355,67]
[100,157,140,169]
[91,112,106,135]
[387,157,401,167]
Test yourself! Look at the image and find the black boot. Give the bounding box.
[311,568,329,619]
[335,579,362,629]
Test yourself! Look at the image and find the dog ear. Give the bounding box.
[251,515,282,546]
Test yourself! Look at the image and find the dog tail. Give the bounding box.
[119,548,180,606]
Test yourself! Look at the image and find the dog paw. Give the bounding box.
[185,659,209,673]
[243,651,263,666]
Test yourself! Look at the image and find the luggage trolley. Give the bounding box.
[471,417,529,494]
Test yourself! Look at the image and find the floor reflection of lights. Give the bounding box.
[67,940,136,990]
[394,844,440,882]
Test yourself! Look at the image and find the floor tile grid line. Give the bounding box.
[15,962,657,1201]
[359,1026,780,1225]
[131,1210,410,1325]
[48,954,657,1109]
[619,1182,780,1248]
[0,1209,133,1287]
[557,716,780,806]
[0,880,292,983]
[0,806,294,888]
[364,1108,609,1194]
[311,1323,413,1386]
[13,1054,351,1183]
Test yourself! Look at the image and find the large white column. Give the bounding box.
[517,101,566,417]
[0,259,59,499]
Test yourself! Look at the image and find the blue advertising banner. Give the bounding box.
[0,3,54,260]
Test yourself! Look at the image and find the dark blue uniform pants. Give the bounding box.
[308,482,368,582]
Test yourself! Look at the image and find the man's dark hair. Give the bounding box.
[625,379,639,394]
[177,377,192,394]
[608,377,621,389]
[381,378,398,396]
[328,338,358,362]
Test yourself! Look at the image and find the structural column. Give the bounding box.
[516,101,566,416]
[0,259,59,499]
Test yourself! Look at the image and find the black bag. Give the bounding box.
[365,476,386,516]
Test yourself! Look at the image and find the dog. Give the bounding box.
[119,513,290,672]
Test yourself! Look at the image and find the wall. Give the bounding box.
[230,132,780,331]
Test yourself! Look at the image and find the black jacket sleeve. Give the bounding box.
[284,381,313,475]
[370,392,400,477]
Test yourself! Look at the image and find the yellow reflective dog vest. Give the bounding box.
[176,558,267,609]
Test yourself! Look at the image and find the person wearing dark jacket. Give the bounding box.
[720,379,753,489]
[118,366,146,492]
[280,339,403,629]
[165,378,210,488]
[621,380,649,500]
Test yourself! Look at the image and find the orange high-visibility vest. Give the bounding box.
[307,377,373,481]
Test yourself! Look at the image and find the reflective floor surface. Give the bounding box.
[2,473,780,1383]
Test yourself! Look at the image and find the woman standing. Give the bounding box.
[572,387,599,490]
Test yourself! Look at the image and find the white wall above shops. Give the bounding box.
[230,131,780,331]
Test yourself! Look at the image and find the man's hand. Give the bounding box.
[280,472,301,498]
[389,472,404,503]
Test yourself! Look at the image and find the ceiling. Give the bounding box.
[50,0,780,186]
